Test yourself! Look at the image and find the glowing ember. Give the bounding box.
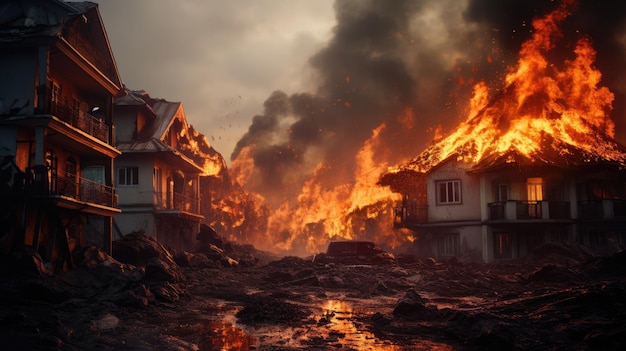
[391,0,626,174]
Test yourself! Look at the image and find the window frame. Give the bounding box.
[117,166,139,186]
[438,233,460,257]
[436,179,462,205]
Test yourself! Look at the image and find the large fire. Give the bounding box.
[392,0,626,174]
[206,0,626,256]
[228,125,401,255]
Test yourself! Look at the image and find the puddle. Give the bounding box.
[195,295,456,350]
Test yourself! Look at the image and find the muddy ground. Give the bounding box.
[1,233,626,350]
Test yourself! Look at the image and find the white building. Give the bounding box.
[382,148,626,263]
[113,90,204,252]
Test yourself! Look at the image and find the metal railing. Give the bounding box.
[489,200,570,220]
[516,201,542,219]
[488,201,506,220]
[30,167,117,207]
[50,100,109,142]
[578,200,604,219]
[578,200,626,219]
[394,204,428,225]
[153,191,200,214]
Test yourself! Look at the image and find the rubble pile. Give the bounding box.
[1,239,626,350]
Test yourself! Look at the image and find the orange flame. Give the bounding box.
[227,125,400,255]
[392,0,626,174]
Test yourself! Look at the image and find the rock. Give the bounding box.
[173,251,193,267]
[112,231,176,268]
[197,224,224,249]
[90,313,119,331]
[392,288,439,320]
[189,253,218,268]
[145,258,182,284]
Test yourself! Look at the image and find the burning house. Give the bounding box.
[0,0,123,270]
[381,1,626,263]
[113,90,207,252]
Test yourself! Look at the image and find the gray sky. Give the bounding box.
[95,0,335,164]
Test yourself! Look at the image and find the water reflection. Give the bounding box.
[200,320,253,351]
[317,299,401,350]
[200,296,455,350]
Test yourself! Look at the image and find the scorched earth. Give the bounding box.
[1,231,625,350]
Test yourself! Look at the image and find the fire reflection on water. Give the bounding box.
[198,296,455,350]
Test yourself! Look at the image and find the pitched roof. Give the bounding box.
[0,0,122,91]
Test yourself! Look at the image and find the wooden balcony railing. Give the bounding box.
[50,100,109,142]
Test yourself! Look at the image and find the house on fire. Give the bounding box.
[381,136,626,263]
[113,90,204,252]
[0,0,123,269]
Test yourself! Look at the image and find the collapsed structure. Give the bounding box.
[381,1,626,263]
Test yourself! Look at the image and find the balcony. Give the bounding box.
[50,100,109,142]
[394,204,428,226]
[30,167,117,208]
[578,200,626,220]
[153,191,200,214]
[488,201,571,221]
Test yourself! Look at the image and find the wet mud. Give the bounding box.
[1,235,626,350]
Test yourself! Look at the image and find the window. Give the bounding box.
[436,180,461,204]
[438,233,460,256]
[494,184,508,202]
[118,167,138,186]
[526,177,543,202]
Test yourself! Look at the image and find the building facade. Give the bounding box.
[0,0,123,270]
[113,90,204,252]
[382,151,626,263]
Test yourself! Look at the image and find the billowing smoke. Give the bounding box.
[231,0,626,210]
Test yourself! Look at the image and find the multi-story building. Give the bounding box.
[382,144,626,263]
[0,0,123,270]
[113,90,204,252]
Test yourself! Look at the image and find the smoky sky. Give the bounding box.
[232,0,626,207]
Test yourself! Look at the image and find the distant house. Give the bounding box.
[382,128,626,263]
[0,0,123,270]
[113,90,204,252]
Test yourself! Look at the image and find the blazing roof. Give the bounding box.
[387,0,626,177]
[115,90,228,177]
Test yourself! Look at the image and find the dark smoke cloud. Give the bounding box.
[232,0,626,207]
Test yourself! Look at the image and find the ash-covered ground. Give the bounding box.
[1,232,625,350]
